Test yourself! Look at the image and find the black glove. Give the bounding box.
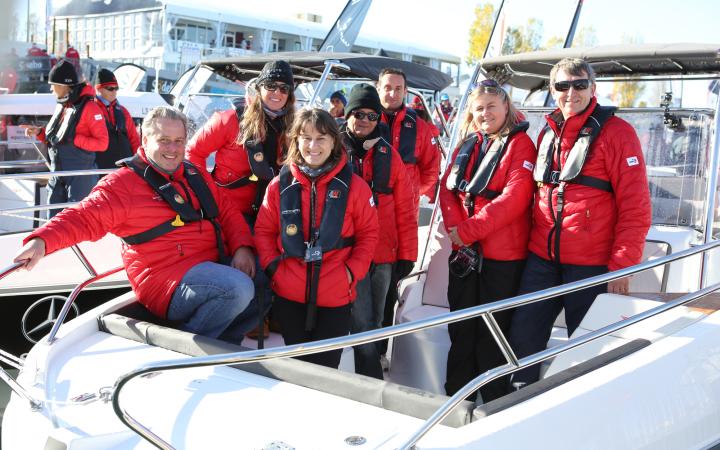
[396,260,415,279]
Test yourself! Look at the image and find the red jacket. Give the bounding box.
[254,154,379,307]
[529,98,651,270]
[25,149,254,318]
[38,84,109,152]
[381,106,440,202]
[186,109,283,215]
[94,97,141,153]
[440,130,536,261]
[346,138,418,264]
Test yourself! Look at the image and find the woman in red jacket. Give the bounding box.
[439,80,537,402]
[254,108,379,368]
[186,60,295,218]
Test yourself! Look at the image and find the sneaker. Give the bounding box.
[380,354,390,371]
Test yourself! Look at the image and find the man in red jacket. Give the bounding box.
[377,68,440,355]
[508,58,651,387]
[23,59,109,216]
[14,106,258,344]
[341,83,418,379]
[94,68,141,168]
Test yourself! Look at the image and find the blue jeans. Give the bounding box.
[508,252,608,386]
[168,261,256,345]
[351,263,392,379]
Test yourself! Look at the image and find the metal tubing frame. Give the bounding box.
[46,265,124,344]
[399,280,720,449]
[0,168,115,181]
[306,60,340,108]
[700,93,720,288]
[111,239,720,450]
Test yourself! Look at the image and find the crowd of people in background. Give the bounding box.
[12,54,651,405]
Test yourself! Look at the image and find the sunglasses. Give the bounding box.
[553,79,591,92]
[262,82,291,94]
[104,86,119,92]
[480,79,500,88]
[351,111,380,121]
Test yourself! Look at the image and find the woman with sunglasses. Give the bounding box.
[186,61,296,338]
[254,109,379,368]
[438,79,537,403]
[186,60,295,220]
[339,83,417,379]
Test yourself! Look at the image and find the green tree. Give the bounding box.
[573,25,598,47]
[466,3,495,65]
[611,34,645,107]
[543,35,564,50]
[501,18,544,55]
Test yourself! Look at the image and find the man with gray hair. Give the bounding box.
[508,58,651,388]
[14,106,259,344]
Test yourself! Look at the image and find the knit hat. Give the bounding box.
[95,68,118,89]
[48,59,78,86]
[330,90,347,106]
[256,60,294,87]
[345,83,382,118]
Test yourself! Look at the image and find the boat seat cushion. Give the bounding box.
[98,308,475,428]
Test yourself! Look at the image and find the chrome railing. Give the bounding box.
[111,238,720,450]
[0,168,115,181]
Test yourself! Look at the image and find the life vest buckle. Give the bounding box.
[550,171,561,184]
[457,179,469,191]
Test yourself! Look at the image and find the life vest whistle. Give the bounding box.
[171,215,185,227]
[249,174,258,182]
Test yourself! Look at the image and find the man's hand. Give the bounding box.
[345,266,353,284]
[13,238,46,271]
[608,277,630,295]
[20,125,41,138]
[231,246,255,278]
[448,226,466,247]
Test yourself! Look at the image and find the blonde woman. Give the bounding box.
[438,79,537,402]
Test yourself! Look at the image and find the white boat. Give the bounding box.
[4,39,720,449]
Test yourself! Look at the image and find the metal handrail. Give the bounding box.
[0,262,41,409]
[0,168,115,181]
[0,202,78,215]
[46,265,124,344]
[111,238,720,450]
[399,281,720,449]
[0,160,47,168]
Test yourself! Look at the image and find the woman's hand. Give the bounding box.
[448,226,466,247]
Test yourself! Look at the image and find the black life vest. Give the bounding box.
[345,130,393,199]
[270,163,354,330]
[118,155,227,262]
[44,95,90,147]
[396,108,418,164]
[534,105,616,264]
[446,122,530,206]
[216,99,280,214]
[96,101,133,169]
[534,105,616,192]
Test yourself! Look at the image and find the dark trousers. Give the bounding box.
[378,262,400,356]
[508,252,608,387]
[273,296,351,369]
[445,257,525,403]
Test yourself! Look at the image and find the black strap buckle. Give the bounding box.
[550,170,561,184]
[457,179,469,191]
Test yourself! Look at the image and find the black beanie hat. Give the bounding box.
[345,83,382,118]
[95,68,118,88]
[256,60,294,87]
[48,59,78,86]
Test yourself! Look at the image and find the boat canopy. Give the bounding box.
[481,43,720,91]
[199,51,454,91]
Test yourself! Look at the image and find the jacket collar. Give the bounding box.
[289,152,348,186]
[545,96,598,137]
